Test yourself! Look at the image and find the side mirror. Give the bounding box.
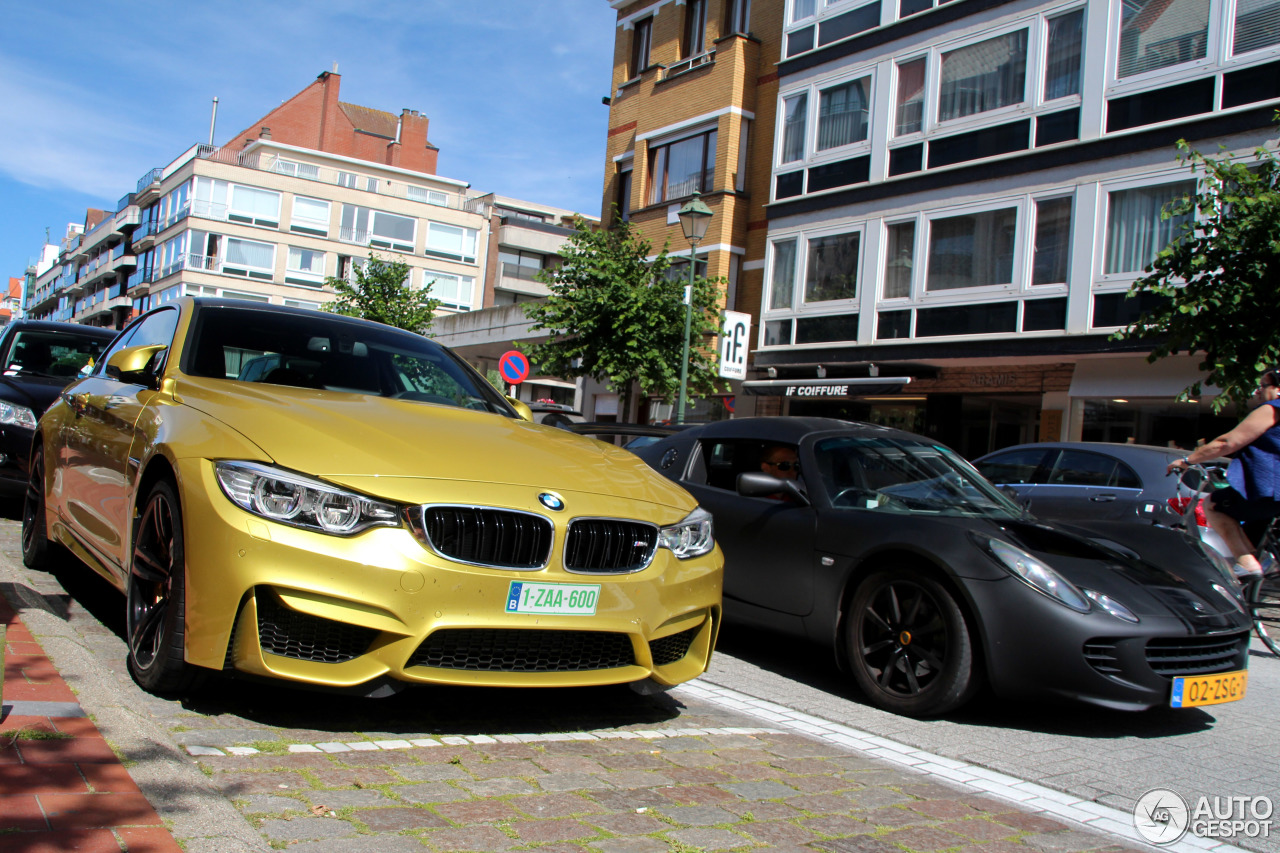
[736,471,810,505]
[105,344,167,388]
[507,397,534,422]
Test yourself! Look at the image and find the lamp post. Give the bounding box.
[676,193,713,424]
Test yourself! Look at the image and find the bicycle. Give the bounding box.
[1175,463,1280,657]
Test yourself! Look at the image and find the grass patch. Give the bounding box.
[250,740,290,755]
[5,729,72,741]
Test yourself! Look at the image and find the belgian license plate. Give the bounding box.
[1170,670,1248,708]
[505,582,600,615]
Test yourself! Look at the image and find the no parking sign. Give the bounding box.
[499,350,530,384]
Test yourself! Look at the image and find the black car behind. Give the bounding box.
[0,320,118,494]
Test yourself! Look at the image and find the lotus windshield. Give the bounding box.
[814,436,1022,518]
[184,305,514,415]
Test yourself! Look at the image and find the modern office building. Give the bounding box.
[603,0,785,422]
[755,0,1275,454]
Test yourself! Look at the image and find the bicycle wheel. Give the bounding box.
[1249,573,1280,657]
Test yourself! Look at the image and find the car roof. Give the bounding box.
[3,319,117,339]
[975,441,1185,460]
[669,416,924,444]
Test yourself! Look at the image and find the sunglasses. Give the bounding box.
[767,461,800,472]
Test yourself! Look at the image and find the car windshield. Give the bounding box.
[814,436,1022,518]
[3,329,109,378]
[184,305,513,415]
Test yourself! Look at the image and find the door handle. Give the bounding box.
[1090,494,1117,502]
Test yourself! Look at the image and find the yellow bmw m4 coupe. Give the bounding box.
[23,298,723,697]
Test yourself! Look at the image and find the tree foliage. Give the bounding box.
[324,252,440,334]
[1115,136,1280,412]
[520,216,725,419]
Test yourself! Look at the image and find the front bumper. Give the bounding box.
[177,459,724,690]
[966,576,1250,711]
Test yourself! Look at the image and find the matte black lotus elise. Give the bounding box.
[630,418,1253,717]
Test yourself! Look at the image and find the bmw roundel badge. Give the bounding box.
[538,492,565,511]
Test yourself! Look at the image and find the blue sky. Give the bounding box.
[1,0,618,280]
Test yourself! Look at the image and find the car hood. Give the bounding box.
[173,378,695,509]
[998,519,1247,628]
[0,374,69,414]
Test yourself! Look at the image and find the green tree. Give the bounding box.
[520,216,725,421]
[1114,137,1280,412]
[324,252,440,334]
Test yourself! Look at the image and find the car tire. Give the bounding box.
[126,480,202,695]
[22,444,58,570]
[847,565,978,717]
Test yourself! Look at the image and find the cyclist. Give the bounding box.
[1168,367,1280,578]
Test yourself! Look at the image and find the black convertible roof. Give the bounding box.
[680,417,923,444]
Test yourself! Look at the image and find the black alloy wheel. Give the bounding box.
[22,445,51,569]
[847,566,978,717]
[126,480,201,694]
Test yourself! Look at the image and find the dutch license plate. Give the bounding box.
[505,582,601,616]
[1170,669,1248,708]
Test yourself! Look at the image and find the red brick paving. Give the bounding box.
[1,606,180,850]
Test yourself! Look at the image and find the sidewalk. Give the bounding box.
[0,528,1172,853]
[0,600,181,853]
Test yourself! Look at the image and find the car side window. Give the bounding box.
[975,449,1050,485]
[1048,450,1141,488]
[97,308,179,375]
[697,439,804,493]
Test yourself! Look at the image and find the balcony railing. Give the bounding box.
[136,167,163,193]
[662,49,715,80]
[500,263,543,282]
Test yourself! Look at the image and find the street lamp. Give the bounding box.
[676,192,713,424]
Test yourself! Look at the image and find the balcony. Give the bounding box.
[497,263,550,298]
[134,167,164,204]
[113,205,141,233]
[498,220,573,255]
[662,49,715,80]
[130,219,160,251]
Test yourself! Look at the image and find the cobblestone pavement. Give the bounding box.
[0,518,1250,853]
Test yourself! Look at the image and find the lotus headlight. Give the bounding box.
[1082,588,1139,623]
[986,538,1090,612]
[0,401,37,429]
[215,461,400,535]
[658,507,715,559]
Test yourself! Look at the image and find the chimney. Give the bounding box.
[259,126,272,139]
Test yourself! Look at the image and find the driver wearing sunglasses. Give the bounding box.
[760,444,805,502]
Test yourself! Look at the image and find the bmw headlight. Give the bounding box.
[1082,588,1139,623]
[986,538,1090,612]
[0,401,37,429]
[215,461,401,535]
[658,507,715,559]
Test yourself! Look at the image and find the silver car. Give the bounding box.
[973,441,1231,558]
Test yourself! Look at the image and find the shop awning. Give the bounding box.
[742,377,913,397]
[1068,356,1218,399]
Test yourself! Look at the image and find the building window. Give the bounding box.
[1235,0,1280,54]
[631,16,653,78]
[817,77,871,151]
[938,30,1028,123]
[337,255,367,284]
[339,205,416,252]
[791,0,816,22]
[1044,10,1084,100]
[285,247,326,286]
[1103,181,1195,273]
[883,222,916,298]
[649,129,717,203]
[1032,197,1073,285]
[770,239,798,310]
[223,238,275,281]
[337,171,359,189]
[407,186,449,206]
[424,270,474,311]
[290,197,330,236]
[273,159,319,180]
[926,208,1017,291]
[499,250,544,282]
[617,166,633,221]
[725,0,751,34]
[684,0,708,56]
[424,222,478,263]
[781,94,808,163]
[1117,0,1209,78]
[894,58,927,135]
[805,232,861,303]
